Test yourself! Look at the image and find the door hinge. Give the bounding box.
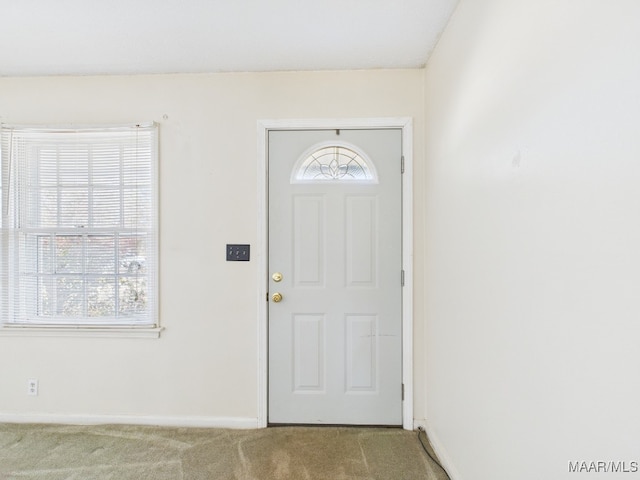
[402,383,405,401]
[401,155,405,174]
[401,269,405,287]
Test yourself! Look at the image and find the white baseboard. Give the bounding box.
[0,413,260,429]
[414,418,463,480]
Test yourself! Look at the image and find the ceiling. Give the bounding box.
[0,0,459,77]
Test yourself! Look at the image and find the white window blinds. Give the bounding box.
[1,124,158,326]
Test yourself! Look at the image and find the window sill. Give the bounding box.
[0,325,163,339]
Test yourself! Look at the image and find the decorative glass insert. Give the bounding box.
[292,145,377,183]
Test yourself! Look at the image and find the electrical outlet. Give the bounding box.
[27,378,38,396]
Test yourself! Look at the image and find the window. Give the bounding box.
[291,144,377,184]
[0,124,158,330]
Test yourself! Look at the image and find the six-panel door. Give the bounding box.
[268,128,402,425]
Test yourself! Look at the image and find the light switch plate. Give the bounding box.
[227,244,250,261]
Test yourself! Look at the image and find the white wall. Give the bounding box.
[423,1,640,479]
[0,70,426,426]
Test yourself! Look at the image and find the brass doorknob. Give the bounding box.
[272,292,283,303]
[272,272,283,282]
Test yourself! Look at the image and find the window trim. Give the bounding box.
[0,323,163,338]
[0,123,160,336]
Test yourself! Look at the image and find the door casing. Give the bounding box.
[257,118,413,430]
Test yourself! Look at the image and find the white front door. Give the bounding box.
[268,128,403,425]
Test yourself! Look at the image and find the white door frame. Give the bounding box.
[257,118,413,430]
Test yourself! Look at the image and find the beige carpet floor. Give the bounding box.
[0,424,448,480]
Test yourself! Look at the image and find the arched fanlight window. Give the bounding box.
[291,144,378,184]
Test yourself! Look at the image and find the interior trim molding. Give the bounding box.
[0,326,163,339]
[0,413,259,429]
[257,117,414,430]
[415,419,463,480]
